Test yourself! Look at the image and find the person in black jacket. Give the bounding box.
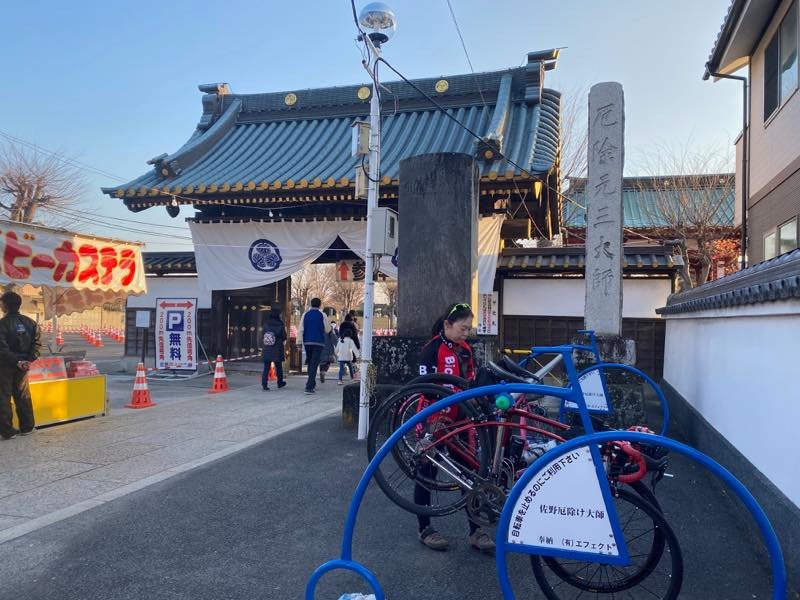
[261,306,287,391]
[339,312,360,350]
[0,291,41,439]
[318,321,338,383]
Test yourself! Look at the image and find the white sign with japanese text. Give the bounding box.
[507,446,619,557]
[155,298,197,370]
[476,292,499,335]
[564,369,610,412]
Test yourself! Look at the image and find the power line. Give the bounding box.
[0,130,128,183]
[52,204,193,231]
[374,57,662,246]
[444,0,487,107]
[43,205,193,242]
[2,66,654,247]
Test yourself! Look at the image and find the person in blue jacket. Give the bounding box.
[296,298,331,394]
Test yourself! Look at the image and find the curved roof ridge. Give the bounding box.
[149,99,242,179]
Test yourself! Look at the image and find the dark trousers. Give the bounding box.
[304,345,322,391]
[261,360,284,389]
[415,461,478,534]
[0,368,34,436]
[338,361,354,380]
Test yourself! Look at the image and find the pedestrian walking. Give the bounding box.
[318,321,338,383]
[261,306,287,391]
[0,291,41,440]
[335,331,360,385]
[339,312,360,351]
[296,298,331,394]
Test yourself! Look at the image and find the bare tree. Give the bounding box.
[331,279,365,317]
[558,87,589,241]
[634,142,736,288]
[0,141,86,225]
[290,264,337,311]
[379,279,398,328]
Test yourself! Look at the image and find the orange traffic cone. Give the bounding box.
[209,355,229,393]
[126,362,155,408]
[95,332,103,347]
[268,362,277,381]
[56,330,64,346]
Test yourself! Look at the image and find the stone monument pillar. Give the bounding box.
[341,153,482,428]
[397,153,478,337]
[584,82,634,363]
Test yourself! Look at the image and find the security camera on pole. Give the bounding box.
[355,2,397,441]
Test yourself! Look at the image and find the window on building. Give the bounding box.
[764,231,777,260]
[779,218,798,254]
[765,1,799,121]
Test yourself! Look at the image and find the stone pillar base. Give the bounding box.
[572,334,636,370]
[341,382,400,430]
[372,336,497,385]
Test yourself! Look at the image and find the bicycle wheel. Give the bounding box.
[530,487,683,599]
[405,372,469,390]
[366,383,491,517]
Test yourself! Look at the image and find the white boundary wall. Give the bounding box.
[663,299,800,508]
[503,278,671,318]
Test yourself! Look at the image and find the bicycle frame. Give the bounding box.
[422,411,567,477]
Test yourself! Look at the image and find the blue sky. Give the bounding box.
[0,0,736,250]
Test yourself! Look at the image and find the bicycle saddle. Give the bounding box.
[487,360,538,385]
[499,355,543,383]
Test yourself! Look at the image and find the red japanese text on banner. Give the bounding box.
[0,220,146,293]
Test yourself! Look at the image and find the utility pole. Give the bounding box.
[356,2,396,440]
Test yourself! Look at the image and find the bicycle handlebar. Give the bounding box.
[613,442,648,484]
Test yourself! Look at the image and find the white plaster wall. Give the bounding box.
[663,299,800,508]
[749,0,800,196]
[127,276,212,309]
[503,278,671,319]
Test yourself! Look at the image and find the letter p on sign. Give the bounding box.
[166,311,184,331]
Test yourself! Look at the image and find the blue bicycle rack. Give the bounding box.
[520,330,670,436]
[306,346,786,599]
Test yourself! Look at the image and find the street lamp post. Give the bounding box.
[357,2,396,441]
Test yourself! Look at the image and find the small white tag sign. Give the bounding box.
[564,369,609,412]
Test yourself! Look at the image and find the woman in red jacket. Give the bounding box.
[414,303,495,554]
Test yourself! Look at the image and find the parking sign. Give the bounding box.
[155,298,197,370]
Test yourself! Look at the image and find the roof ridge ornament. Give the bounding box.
[525,49,559,103]
[198,83,231,95]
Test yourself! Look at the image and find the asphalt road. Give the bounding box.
[0,416,778,600]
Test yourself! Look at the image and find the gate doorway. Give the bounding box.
[211,280,291,361]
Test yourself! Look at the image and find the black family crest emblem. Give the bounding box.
[248,239,282,272]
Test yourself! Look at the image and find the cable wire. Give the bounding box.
[445,0,487,107]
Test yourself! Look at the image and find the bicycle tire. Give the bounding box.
[384,384,467,492]
[530,487,683,599]
[628,479,661,512]
[405,372,470,390]
[367,383,491,517]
